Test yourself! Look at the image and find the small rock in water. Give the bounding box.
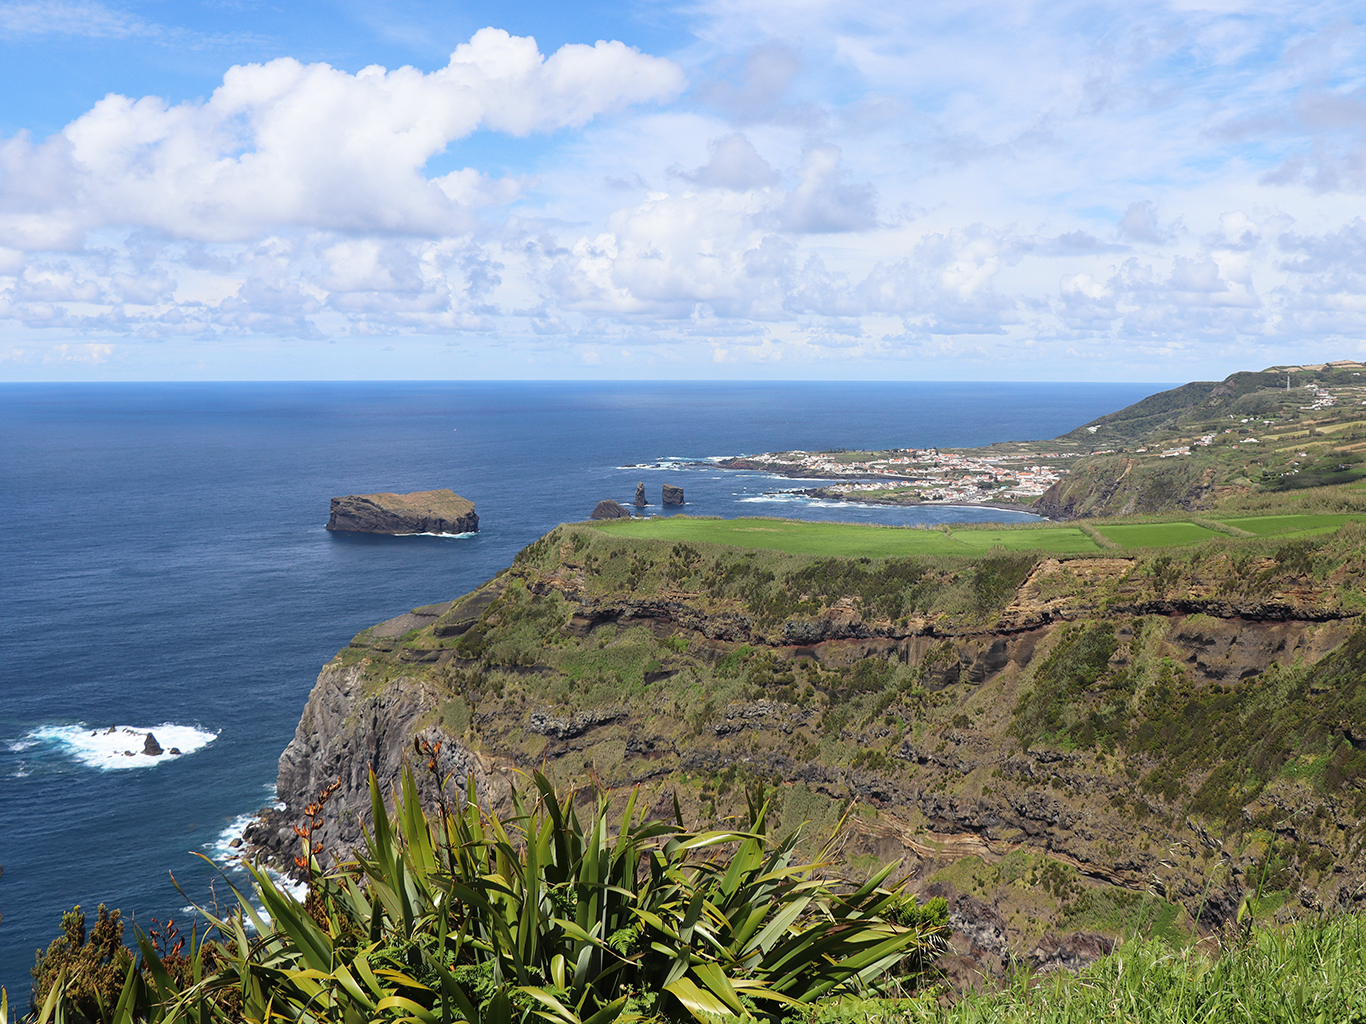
[229,837,243,849]
[143,732,163,756]
[106,725,117,734]
[169,747,182,755]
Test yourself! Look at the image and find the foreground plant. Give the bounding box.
[21,764,947,1023]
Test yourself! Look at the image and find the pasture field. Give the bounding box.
[593,517,1103,556]
[591,511,1366,557]
[1094,522,1221,548]
[942,526,1099,553]
[587,516,1027,557]
[1214,513,1366,536]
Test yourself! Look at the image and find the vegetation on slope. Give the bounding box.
[999,362,1366,518]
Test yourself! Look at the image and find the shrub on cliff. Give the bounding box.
[19,764,946,1024]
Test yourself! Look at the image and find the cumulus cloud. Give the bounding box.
[675,133,780,190]
[7,2,1366,374]
[0,28,684,246]
[1118,201,1174,245]
[776,146,876,233]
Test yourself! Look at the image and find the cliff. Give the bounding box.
[254,520,1366,977]
[1031,455,1221,520]
[326,489,478,535]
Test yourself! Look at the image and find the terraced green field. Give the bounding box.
[1214,513,1366,536]
[588,516,1057,557]
[942,527,1099,553]
[591,511,1366,557]
[1095,522,1221,547]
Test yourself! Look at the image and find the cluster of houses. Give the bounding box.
[749,448,1072,502]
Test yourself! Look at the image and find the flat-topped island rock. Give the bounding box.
[327,489,478,535]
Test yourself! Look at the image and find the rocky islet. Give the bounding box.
[326,489,478,535]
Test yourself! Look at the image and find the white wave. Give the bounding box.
[736,493,817,505]
[7,737,37,752]
[26,723,218,770]
[407,531,477,538]
[206,801,308,904]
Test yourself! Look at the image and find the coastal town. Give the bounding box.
[714,447,1082,505]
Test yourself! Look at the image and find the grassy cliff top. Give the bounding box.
[589,508,1366,557]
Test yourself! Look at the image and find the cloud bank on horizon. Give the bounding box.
[0,0,1364,380]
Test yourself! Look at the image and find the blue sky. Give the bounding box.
[1,0,1364,381]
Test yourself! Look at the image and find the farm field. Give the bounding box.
[1094,522,1220,547]
[1213,513,1366,536]
[591,511,1366,557]
[588,516,1044,557]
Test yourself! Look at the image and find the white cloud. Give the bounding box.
[776,145,876,233]
[1118,201,1174,245]
[0,28,683,245]
[675,133,781,190]
[6,2,1366,377]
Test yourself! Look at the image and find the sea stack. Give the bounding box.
[662,484,684,505]
[634,481,648,506]
[142,732,163,756]
[590,500,631,519]
[326,489,478,535]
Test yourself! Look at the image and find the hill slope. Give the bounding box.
[1034,364,1366,518]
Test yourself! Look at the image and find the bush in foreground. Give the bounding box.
[19,763,947,1023]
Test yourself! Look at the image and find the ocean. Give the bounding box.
[0,379,1167,995]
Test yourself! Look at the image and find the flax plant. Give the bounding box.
[21,764,945,1024]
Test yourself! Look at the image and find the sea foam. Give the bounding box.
[207,791,308,902]
[25,723,218,770]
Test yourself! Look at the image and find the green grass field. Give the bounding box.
[588,516,1028,557]
[1214,513,1366,536]
[943,527,1099,553]
[590,511,1366,558]
[1094,522,1221,548]
[593,517,1103,556]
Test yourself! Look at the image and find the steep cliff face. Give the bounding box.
[257,522,1366,974]
[1031,456,1222,520]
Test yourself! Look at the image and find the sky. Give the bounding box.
[0,0,1363,382]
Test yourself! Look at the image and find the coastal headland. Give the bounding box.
[245,363,1366,985]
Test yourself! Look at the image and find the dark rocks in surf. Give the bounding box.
[143,732,163,756]
[590,500,631,519]
[662,484,684,505]
[634,482,648,506]
[326,489,478,536]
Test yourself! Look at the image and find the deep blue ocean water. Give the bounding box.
[0,379,1169,994]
